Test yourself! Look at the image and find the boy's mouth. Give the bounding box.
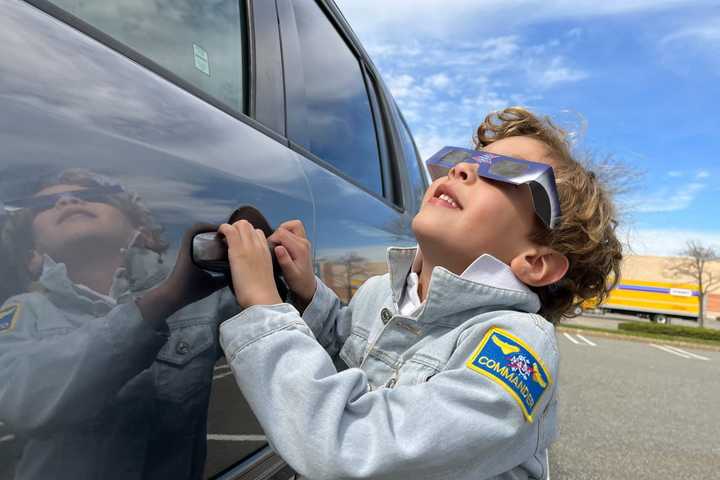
[57,207,97,224]
[429,184,462,209]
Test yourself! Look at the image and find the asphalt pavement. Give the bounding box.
[550,330,720,479]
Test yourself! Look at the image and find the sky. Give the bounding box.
[335,0,720,257]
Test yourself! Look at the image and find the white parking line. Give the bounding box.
[650,343,692,359]
[563,333,581,345]
[546,449,551,480]
[214,365,231,372]
[207,434,266,442]
[663,345,710,361]
[575,334,597,347]
[213,371,234,381]
[0,434,15,443]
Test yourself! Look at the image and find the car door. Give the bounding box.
[0,0,311,478]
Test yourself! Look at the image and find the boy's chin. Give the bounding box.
[412,215,459,252]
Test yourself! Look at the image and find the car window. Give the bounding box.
[48,0,246,113]
[396,109,427,210]
[291,0,383,196]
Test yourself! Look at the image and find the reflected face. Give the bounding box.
[412,136,553,268]
[31,184,137,257]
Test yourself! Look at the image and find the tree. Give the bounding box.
[667,240,720,328]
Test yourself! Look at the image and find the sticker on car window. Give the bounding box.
[193,44,211,76]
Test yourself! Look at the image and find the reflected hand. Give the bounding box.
[218,220,282,309]
[267,220,316,311]
[137,223,229,330]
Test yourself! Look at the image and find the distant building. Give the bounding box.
[619,255,720,319]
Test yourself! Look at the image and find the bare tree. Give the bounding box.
[339,253,370,301]
[667,240,720,328]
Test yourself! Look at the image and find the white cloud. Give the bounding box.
[425,74,451,89]
[621,226,720,256]
[531,57,589,88]
[371,34,589,159]
[661,19,720,45]
[668,170,684,177]
[696,170,710,179]
[566,27,583,39]
[626,182,706,213]
[657,17,720,74]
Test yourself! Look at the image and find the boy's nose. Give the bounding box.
[55,193,83,208]
[448,162,478,184]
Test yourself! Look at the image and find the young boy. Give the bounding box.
[218,107,622,479]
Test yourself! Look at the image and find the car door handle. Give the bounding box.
[191,205,288,298]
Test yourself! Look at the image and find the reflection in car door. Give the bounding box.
[0,0,311,478]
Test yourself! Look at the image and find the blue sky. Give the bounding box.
[335,0,720,256]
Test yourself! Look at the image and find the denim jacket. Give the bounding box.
[220,247,559,480]
[0,243,238,479]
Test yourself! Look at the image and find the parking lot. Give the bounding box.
[550,327,720,479]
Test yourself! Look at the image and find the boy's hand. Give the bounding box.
[137,223,228,330]
[218,220,283,309]
[268,220,316,310]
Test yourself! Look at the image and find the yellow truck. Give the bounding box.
[581,279,700,324]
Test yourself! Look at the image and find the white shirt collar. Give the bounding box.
[398,247,533,316]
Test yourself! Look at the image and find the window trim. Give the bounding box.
[362,64,399,207]
[395,104,430,205]
[22,0,289,147]
[250,0,285,135]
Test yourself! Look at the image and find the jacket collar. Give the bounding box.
[386,246,541,325]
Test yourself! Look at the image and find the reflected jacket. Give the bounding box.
[0,241,238,480]
[220,246,560,480]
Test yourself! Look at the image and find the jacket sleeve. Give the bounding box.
[0,296,169,433]
[295,275,374,357]
[220,305,558,480]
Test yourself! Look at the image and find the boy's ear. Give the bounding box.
[509,247,569,288]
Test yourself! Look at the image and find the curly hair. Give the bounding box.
[475,107,623,322]
[0,169,168,299]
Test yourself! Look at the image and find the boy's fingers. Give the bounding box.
[254,228,268,248]
[274,245,301,277]
[231,220,256,247]
[218,223,239,246]
[276,219,307,238]
[268,228,307,261]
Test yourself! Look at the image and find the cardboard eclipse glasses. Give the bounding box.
[426,146,561,229]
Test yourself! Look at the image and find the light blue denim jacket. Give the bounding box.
[0,246,238,479]
[220,247,559,480]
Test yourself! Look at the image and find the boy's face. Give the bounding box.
[31,184,136,258]
[412,136,554,271]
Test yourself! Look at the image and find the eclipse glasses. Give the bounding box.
[426,146,561,229]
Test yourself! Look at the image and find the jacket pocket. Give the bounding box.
[339,329,368,368]
[155,323,216,403]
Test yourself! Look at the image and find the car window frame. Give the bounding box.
[277,0,405,212]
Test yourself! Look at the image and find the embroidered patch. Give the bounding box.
[466,327,551,422]
[0,304,20,334]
